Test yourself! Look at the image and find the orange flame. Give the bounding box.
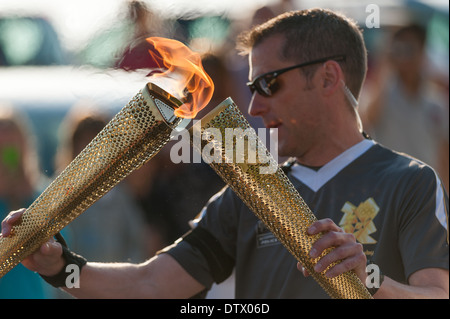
[146,37,214,119]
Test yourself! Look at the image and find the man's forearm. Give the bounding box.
[61,261,148,299]
[59,253,206,299]
[374,269,449,299]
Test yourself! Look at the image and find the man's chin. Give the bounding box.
[277,144,290,159]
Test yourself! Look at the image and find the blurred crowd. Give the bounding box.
[0,0,448,298]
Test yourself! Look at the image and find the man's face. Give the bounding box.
[248,34,325,159]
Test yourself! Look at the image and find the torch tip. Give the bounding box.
[146,82,184,108]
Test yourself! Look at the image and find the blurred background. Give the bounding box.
[0,0,448,298]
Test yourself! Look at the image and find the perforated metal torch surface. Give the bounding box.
[192,98,372,299]
[0,83,181,278]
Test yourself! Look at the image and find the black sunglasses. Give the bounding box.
[247,55,346,97]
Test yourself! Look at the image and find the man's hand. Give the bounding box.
[1,209,65,277]
[297,218,367,282]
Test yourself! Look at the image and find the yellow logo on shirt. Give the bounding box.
[339,198,379,244]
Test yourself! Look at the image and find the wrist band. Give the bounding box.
[40,233,87,288]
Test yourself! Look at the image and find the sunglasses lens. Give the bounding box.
[248,75,278,97]
[258,78,272,96]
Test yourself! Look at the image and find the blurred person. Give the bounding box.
[0,106,40,213]
[2,9,448,299]
[0,104,53,298]
[54,101,149,263]
[115,0,172,70]
[251,0,297,26]
[361,24,449,192]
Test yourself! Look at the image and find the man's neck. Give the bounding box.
[296,129,365,167]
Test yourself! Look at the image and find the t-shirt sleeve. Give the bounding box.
[397,165,449,280]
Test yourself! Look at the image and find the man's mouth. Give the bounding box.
[266,121,281,129]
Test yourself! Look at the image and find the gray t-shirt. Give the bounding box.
[165,140,449,298]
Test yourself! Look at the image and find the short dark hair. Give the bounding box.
[237,8,368,98]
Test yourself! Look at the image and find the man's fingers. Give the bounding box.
[296,262,310,277]
[39,239,61,256]
[310,231,356,258]
[323,252,366,279]
[313,241,365,275]
[22,239,64,276]
[306,218,367,280]
[307,218,343,235]
[1,208,26,237]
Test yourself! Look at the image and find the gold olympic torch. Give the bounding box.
[190,98,373,299]
[0,83,184,278]
[0,37,213,278]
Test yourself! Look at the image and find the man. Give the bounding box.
[1,9,448,299]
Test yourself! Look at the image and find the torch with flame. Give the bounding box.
[0,37,213,278]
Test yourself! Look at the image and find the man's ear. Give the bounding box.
[320,60,343,97]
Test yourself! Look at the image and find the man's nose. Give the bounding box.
[248,93,269,117]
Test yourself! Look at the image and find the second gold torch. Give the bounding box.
[0,83,183,278]
[191,98,373,299]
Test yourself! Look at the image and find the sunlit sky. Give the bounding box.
[1,0,448,51]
